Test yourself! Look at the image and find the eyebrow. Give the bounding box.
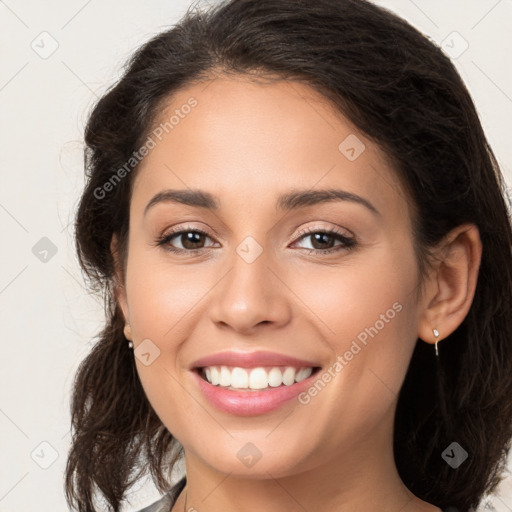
[143,188,380,217]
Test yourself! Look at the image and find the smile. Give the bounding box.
[198,365,317,391]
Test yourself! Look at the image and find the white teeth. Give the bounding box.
[268,367,283,387]
[210,366,219,385]
[282,367,296,386]
[248,368,268,389]
[295,367,313,382]
[231,367,249,388]
[219,366,231,386]
[201,365,315,390]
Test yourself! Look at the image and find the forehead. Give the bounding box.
[131,76,411,223]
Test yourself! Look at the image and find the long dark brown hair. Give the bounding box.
[65,0,512,510]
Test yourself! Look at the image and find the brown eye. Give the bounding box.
[307,232,337,250]
[156,227,216,253]
[293,228,356,254]
[175,231,207,250]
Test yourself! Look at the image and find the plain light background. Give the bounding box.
[0,1,511,510]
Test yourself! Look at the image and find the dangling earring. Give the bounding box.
[433,328,440,357]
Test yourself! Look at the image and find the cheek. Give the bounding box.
[124,248,212,342]
[289,242,420,393]
[283,249,419,447]
[122,248,197,375]
[123,251,203,428]
[293,248,417,342]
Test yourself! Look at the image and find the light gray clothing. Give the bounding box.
[136,477,186,512]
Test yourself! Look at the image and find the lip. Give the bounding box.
[190,350,320,369]
[191,366,321,416]
[190,350,323,416]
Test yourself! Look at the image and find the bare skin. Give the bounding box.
[112,75,481,512]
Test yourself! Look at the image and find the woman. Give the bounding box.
[65,0,512,511]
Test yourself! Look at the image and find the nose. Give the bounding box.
[207,244,292,335]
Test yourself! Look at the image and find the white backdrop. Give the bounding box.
[0,1,511,510]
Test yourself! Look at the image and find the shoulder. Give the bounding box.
[134,476,186,512]
[135,493,173,512]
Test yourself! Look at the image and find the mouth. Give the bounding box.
[191,362,324,416]
[189,350,324,415]
[193,365,323,392]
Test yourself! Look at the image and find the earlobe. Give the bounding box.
[418,223,482,350]
[110,233,130,325]
[123,322,133,341]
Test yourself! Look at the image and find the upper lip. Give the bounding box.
[190,350,321,369]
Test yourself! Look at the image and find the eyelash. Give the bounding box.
[154,224,357,256]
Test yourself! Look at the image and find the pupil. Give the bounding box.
[183,232,203,249]
[312,233,333,249]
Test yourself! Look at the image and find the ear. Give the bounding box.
[417,223,482,347]
[110,233,132,340]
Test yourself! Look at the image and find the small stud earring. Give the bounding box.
[124,323,133,349]
[433,328,440,357]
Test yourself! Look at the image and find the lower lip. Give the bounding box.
[192,369,320,416]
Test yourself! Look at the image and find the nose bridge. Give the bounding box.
[208,233,291,331]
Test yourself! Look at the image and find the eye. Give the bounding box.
[292,226,356,254]
[154,225,357,255]
[155,226,216,253]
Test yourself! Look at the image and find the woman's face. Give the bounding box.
[115,76,426,479]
